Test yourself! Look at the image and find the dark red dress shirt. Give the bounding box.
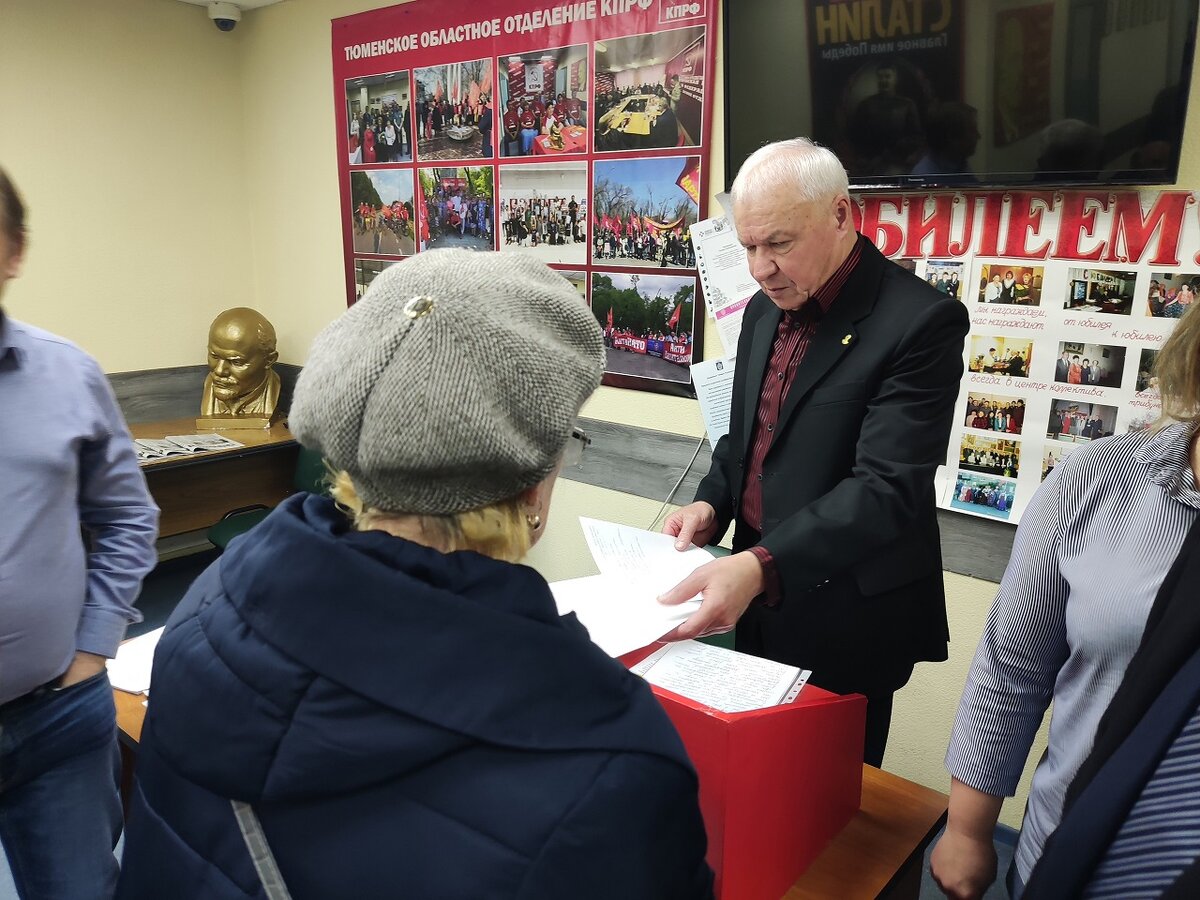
[742,239,863,604]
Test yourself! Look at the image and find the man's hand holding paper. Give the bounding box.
[657,552,763,641]
[659,500,764,641]
[661,500,720,551]
[550,518,725,657]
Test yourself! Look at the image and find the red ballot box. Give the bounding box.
[622,647,866,900]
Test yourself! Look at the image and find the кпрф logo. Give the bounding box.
[658,0,705,25]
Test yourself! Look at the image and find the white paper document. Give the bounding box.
[550,575,700,658]
[106,627,164,694]
[163,433,245,453]
[580,517,714,597]
[630,640,811,713]
[136,433,245,460]
[548,518,717,657]
[690,356,736,447]
[133,439,191,461]
[691,214,758,356]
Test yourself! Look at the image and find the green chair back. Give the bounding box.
[207,446,329,550]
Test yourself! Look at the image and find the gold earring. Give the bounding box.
[525,513,542,531]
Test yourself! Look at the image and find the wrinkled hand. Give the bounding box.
[59,651,107,688]
[661,501,719,551]
[657,552,764,641]
[929,827,998,900]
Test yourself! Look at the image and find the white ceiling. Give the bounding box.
[175,0,287,10]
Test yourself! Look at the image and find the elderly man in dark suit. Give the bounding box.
[660,137,969,766]
[1055,349,1071,382]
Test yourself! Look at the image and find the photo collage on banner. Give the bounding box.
[900,189,1195,524]
[333,0,718,396]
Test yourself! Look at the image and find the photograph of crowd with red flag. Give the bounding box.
[591,271,696,385]
[414,57,493,161]
[591,156,698,268]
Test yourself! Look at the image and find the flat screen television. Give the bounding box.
[724,0,1197,190]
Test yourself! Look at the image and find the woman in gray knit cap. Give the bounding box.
[117,249,713,900]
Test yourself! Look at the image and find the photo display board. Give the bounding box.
[332,0,719,397]
[855,189,1194,524]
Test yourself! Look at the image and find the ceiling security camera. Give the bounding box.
[208,2,242,31]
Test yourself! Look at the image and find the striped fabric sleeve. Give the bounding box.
[945,465,1072,796]
[747,545,781,607]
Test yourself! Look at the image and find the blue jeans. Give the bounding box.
[0,671,122,900]
[520,128,538,154]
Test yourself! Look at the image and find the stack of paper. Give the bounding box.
[549,518,710,657]
[132,439,191,461]
[134,433,244,460]
[106,627,164,694]
[630,640,810,713]
[163,433,245,453]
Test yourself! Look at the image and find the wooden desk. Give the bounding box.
[115,688,147,744]
[787,766,948,899]
[130,417,299,537]
[114,688,148,813]
[114,690,946,899]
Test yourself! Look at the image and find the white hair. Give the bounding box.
[730,138,849,210]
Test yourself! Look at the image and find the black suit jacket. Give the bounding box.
[695,238,970,692]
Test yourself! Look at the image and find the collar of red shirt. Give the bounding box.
[781,234,864,327]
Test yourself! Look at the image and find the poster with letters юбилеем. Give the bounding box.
[862,188,1192,525]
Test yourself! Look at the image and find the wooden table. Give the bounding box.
[130,417,299,537]
[787,766,947,899]
[115,689,946,899]
[115,689,147,743]
[114,688,148,812]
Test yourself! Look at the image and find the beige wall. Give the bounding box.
[0,0,255,372]
[6,0,1200,828]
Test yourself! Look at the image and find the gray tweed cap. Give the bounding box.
[290,249,604,515]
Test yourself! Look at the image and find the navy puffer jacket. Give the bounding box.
[117,494,712,900]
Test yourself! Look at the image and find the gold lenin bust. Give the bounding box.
[200,307,281,423]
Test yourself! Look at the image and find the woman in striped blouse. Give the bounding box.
[931,303,1200,900]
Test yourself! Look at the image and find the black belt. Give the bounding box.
[0,673,67,715]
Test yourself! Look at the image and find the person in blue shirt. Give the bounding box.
[0,167,159,899]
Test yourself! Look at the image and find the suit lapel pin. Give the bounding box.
[841,334,853,346]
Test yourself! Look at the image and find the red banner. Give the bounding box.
[612,333,647,353]
[610,332,689,365]
[334,0,716,397]
[664,341,690,363]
